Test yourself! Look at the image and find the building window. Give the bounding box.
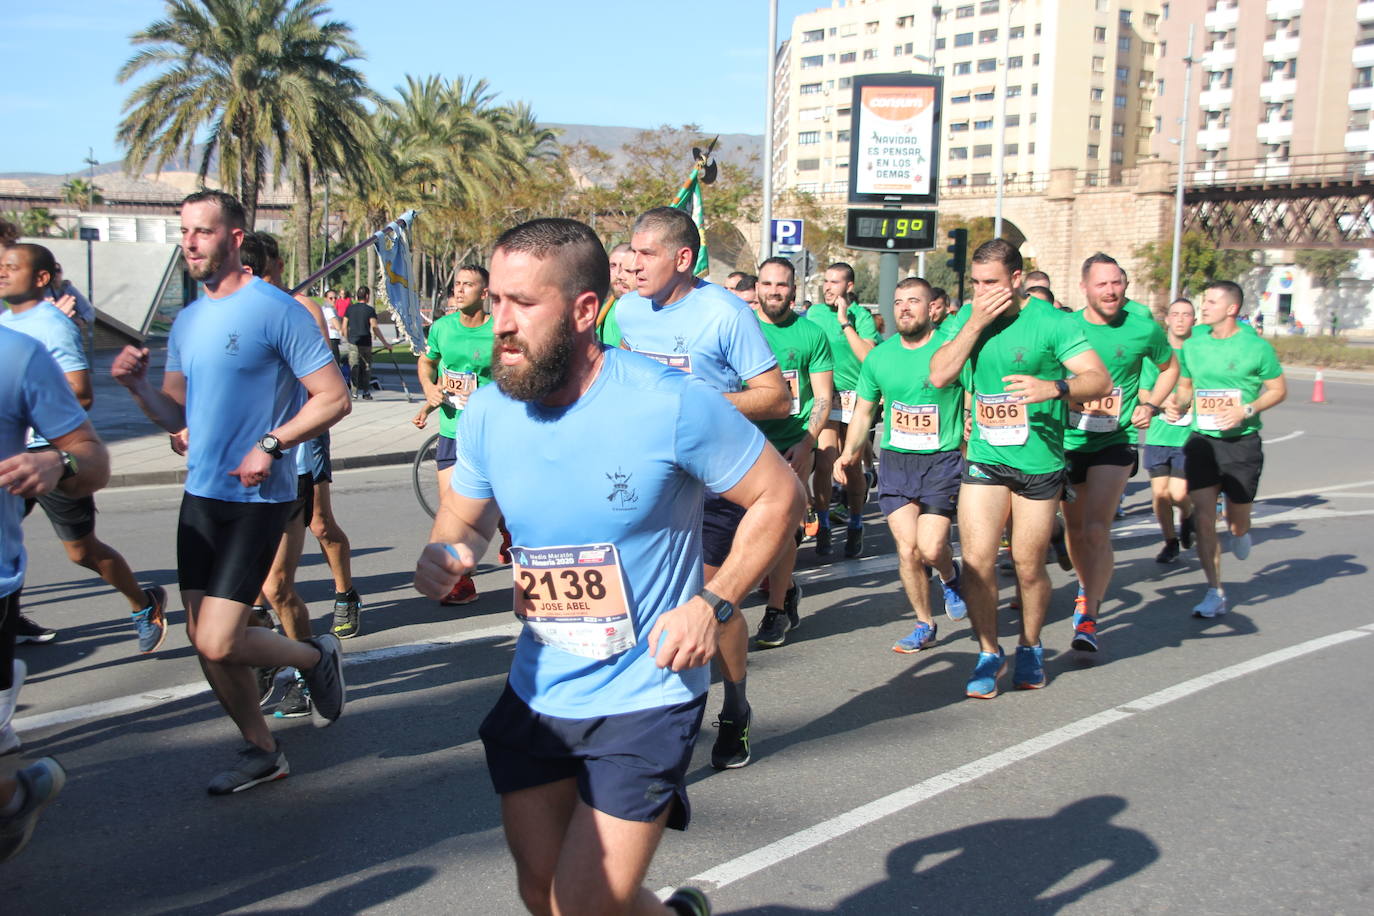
[797,158,820,171]
[1089,115,1101,130]
[894,45,905,56]
[1029,142,1036,153]
[801,55,823,69]
[950,147,969,159]
[980,0,1000,13]
[1111,149,1124,164]
[949,176,968,186]
[1006,114,1020,126]
[950,121,970,132]
[1094,27,1106,42]
[951,93,972,103]
[979,29,998,44]
[972,172,993,185]
[1112,122,1125,136]
[897,14,914,28]
[837,129,851,142]
[1088,144,1100,158]
[866,20,879,34]
[1033,53,1040,65]
[974,118,994,129]
[840,51,857,64]
[954,61,972,75]
[974,144,993,158]
[838,76,853,88]
[1092,56,1105,72]
[1114,94,1127,108]
[1091,87,1104,101]
[1154,116,1162,132]
[798,131,821,145]
[1355,67,1374,89]
[1116,66,1130,82]
[1120,9,1132,24]
[978,58,997,72]
[799,107,824,121]
[934,66,945,75]
[803,29,824,43]
[1007,84,1022,97]
[1118,36,1132,52]
[1142,41,1156,55]
[1139,125,1153,139]
[1008,55,1024,68]
[1010,25,1024,39]
[800,82,822,95]
[1350,109,1371,131]
[955,32,974,47]
[1005,143,1019,155]
[1032,83,1039,96]
[935,37,947,50]
[863,48,879,60]
[837,158,850,169]
[838,107,851,117]
[956,5,975,18]
[975,90,995,100]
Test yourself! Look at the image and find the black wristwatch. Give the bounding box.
[697,587,736,623]
[256,434,284,459]
[58,450,78,481]
[1144,401,1163,416]
[1054,379,1070,400]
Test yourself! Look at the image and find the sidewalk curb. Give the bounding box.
[107,449,417,489]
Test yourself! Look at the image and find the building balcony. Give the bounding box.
[1266,0,1304,18]
[1357,0,1374,21]
[1354,42,1374,67]
[1205,4,1240,30]
[1196,127,1231,148]
[1251,160,1291,180]
[1259,76,1297,101]
[1256,119,1294,144]
[1199,86,1234,107]
[1204,45,1236,67]
[1345,128,1374,152]
[1262,36,1301,59]
[1351,86,1374,109]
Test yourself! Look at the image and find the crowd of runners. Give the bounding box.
[0,196,1286,915]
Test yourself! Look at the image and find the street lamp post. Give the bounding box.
[1169,25,1196,302]
[762,0,778,263]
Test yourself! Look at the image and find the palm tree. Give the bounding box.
[61,178,105,211]
[117,0,375,229]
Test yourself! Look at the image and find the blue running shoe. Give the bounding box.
[131,585,168,654]
[892,621,937,654]
[1013,644,1046,689]
[941,562,967,621]
[966,648,1006,698]
[1071,615,1099,652]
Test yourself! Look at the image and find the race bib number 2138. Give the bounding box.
[510,543,635,660]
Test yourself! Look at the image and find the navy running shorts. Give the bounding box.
[701,495,746,568]
[479,682,706,831]
[176,494,292,605]
[1143,444,1187,479]
[435,433,458,472]
[28,486,97,542]
[877,448,964,518]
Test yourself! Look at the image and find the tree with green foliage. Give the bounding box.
[61,178,104,211]
[1133,231,1255,301]
[1293,249,1354,289]
[118,0,376,230]
[2,209,58,238]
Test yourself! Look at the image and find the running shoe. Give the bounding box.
[13,615,55,645]
[782,581,802,630]
[864,466,878,491]
[1013,643,1047,689]
[331,590,363,639]
[710,707,752,770]
[754,610,788,649]
[303,634,346,727]
[892,621,937,654]
[1180,513,1195,550]
[256,666,282,707]
[1231,531,1252,560]
[829,504,849,526]
[248,605,275,629]
[1155,539,1181,564]
[439,574,478,606]
[664,886,712,916]
[1192,589,1228,618]
[844,524,864,559]
[0,757,66,863]
[274,676,311,719]
[498,526,513,566]
[1071,614,1099,652]
[803,508,819,539]
[1115,500,1127,520]
[1071,593,1087,627]
[966,648,1006,698]
[942,563,967,621]
[207,742,288,795]
[1050,528,1073,570]
[132,585,169,654]
[815,525,833,557]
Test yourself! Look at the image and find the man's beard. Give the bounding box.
[897,317,931,342]
[492,311,576,403]
[760,296,794,322]
[184,243,227,281]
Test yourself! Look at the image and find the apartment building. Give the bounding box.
[775,0,1166,199]
[1152,0,1374,175]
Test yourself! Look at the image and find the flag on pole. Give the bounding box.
[374,210,426,355]
[670,168,710,277]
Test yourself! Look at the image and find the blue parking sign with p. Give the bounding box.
[772,219,804,255]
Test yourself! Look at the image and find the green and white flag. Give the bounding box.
[670,167,710,276]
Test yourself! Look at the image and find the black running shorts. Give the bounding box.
[176,494,293,605]
[1184,432,1264,504]
[1065,442,1138,486]
[962,460,1067,501]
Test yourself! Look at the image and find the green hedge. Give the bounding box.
[1270,335,1374,369]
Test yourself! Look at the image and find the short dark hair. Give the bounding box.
[826,262,856,285]
[1025,285,1055,303]
[632,207,700,265]
[734,274,757,292]
[494,217,610,305]
[1081,251,1122,280]
[8,242,57,279]
[355,286,370,302]
[257,231,280,262]
[929,285,948,303]
[895,276,932,296]
[1024,270,1051,286]
[239,233,267,276]
[180,189,247,231]
[971,238,1023,274]
[757,257,795,282]
[1168,297,1194,310]
[457,264,489,286]
[1204,280,1243,309]
[726,271,748,283]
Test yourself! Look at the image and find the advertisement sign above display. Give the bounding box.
[848,73,944,206]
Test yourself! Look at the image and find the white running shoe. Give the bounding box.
[1231,532,1252,560]
[1192,589,1228,618]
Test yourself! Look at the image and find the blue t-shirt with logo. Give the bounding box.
[1,327,89,597]
[166,278,333,503]
[2,302,89,448]
[614,280,778,394]
[449,347,766,718]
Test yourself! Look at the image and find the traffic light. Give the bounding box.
[946,228,968,276]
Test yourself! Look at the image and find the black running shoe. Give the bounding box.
[710,707,752,770]
[256,666,281,706]
[274,677,311,719]
[844,525,864,558]
[13,615,55,644]
[1180,513,1195,550]
[331,590,362,639]
[303,634,345,727]
[1155,539,1181,564]
[207,742,288,795]
[754,610,788,649]
[815,525,833,557]
[782,581,802,630]
[1050,529,1073,571]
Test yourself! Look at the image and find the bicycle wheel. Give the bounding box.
[412,432,441,518]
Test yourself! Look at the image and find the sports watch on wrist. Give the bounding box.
[697,587,736,623]
[1054,379,1070,400]
[58,450,78,481]
[256,434,284,459]
[1243,403,1256,418]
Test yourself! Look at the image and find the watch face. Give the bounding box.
[715,602,735,623]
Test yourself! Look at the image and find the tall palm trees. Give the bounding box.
[117,0,375,231]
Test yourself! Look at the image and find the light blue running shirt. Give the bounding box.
[2,301,88,448]
[450,347,766,718]
[614,280,778,394]
[166,278,333,503]
[1,327,88,596]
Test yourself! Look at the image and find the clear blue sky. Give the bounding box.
[1,0,821,175]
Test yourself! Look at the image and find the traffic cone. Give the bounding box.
[1311,370,1326,404]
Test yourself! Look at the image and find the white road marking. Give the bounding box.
[663,624,1374,896]
[1262,430,1304,444]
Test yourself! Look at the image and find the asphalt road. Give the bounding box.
[3,374,1372,914]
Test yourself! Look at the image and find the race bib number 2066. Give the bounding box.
[510,543,635,660]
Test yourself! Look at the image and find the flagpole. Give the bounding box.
[762,0,778,265]
[290,210,418,297]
